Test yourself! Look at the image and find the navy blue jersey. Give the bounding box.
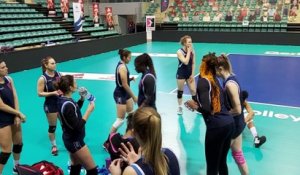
[196,76,234,129]
[130,148,180,175]
[41,71,61,104]
[138,71,156,109]
[0,76,15,126]
[176,48,194,79]
[223,75,246,138]
[114,61,130,97]
[57,96,85,141]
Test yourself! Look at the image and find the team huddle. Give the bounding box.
[0,35,266,175]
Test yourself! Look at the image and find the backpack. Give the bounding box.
[16,161,64,175]
[107,133,139,161]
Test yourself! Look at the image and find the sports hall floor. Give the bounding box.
[4,41,300,175]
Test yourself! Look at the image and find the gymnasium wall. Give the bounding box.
[152,30,300,45]
[0,32,146,73]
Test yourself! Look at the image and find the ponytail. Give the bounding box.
[135,53,156,77]
[200,53,221,114]
[53,75,74,94]
[133,107,168,175]
[145,54,156,77]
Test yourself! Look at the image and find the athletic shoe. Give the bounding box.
[13,167,18,174]
[177,106,183,115]
[51,145,58,156]
[254,136,267,148]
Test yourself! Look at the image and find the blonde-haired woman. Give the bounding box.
[176,35,197,115]
[109,107,180,175]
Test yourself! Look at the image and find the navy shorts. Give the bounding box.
[176,72,191,80]
[63,139,86,154]
[113,91,131,105]
[44,102,59,113]
[232,115,246,139]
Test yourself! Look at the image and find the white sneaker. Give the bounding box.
[177,107,183,115]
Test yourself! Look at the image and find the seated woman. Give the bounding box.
[109,107,180,175]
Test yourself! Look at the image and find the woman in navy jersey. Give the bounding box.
[56,75,98,175]
[110,49,137,133]
[176,35,197,115]
[216,54,249,175]
[109,107,180,175]
[37,56,61,156]
[185,53,234,175]
[134,53,156,109]
[104,49,137,150]
[0,59,26,175]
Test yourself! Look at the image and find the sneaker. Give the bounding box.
[13,167,18,174]
[177,106,183,115]
[254,136,267,148]
[51,146,58,156]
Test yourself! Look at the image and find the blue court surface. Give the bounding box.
[3,42,300,175]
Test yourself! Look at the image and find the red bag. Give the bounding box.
[31,161,64,175]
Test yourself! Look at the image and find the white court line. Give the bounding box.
[132,52,177,58]
[61,72,139,81]
[169,73,200,94]
[228,53,300,58]
[159,91,300,109]
[248,101,300,110]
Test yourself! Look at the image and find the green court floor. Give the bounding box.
[4,42,300,175]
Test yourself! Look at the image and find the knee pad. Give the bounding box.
[232,151,246,165]
[0,152,11,165]
[48,125,56,133]
[13,144,23,154]
[86,167,98,175]
[246,119,253,125]
[177,90,183,99]
[112,118,125,129]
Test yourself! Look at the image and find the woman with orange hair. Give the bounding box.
[185,53,234,175]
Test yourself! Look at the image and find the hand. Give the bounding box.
[87,101,95,112]
[119,142,141,165]
[109,158,122,175]
[184,100,199,112]
[188,75,194,83]
[130,77,135,82]
[186,45,192,53]
[133,96,138,104]
[18,112,26,123]
[14,116,21,126]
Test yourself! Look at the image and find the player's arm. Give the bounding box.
[244,100,254,123]
[177,49,191,65]
[119,65,137,102]
[37,76,59,97]
[140,75,155,107]
[226,82,242,116]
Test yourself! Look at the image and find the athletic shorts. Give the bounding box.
[113,90,131,105]
[232,115,246,139]
[63,139,86,154]
[44,102,59,113]
[176,72,192,80]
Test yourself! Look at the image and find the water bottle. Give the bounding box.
[78,87,96,102]
[97,165,110,175]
